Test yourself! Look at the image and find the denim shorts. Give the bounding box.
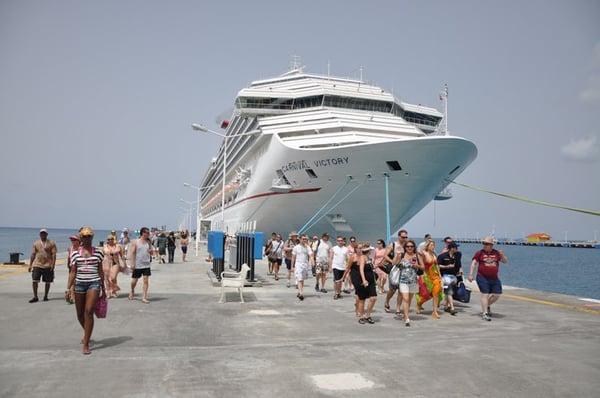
[75,280,101,294]
[476,275,502,294]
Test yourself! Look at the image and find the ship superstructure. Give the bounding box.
[198,67,477,241]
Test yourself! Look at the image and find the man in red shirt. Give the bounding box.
[468,236,508,321]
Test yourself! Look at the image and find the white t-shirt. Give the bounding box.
[331,245,348,271]
[270,240,284,259]
[293,244,311,266]
[315,239,332,261]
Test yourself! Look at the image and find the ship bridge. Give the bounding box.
[234,70,443,134]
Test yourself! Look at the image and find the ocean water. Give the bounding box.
[0,227,114,261]
[451,242,600,300]
[1,228,599,299]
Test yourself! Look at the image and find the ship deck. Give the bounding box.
[0,248,598,397]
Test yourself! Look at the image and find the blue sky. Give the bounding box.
[1,0,599,240]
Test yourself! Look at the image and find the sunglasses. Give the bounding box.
[400,236,408,239]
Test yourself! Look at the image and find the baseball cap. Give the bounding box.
[39,228,48,233]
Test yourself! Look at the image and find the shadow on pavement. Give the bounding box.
[92,336,133,350]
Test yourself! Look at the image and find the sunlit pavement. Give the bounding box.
[0,244,599,397]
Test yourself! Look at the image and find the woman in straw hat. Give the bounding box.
[67,227,105,355]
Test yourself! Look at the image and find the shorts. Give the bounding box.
[268,257,282,265]
[294,264,310,281]
[181,246,188,254]
[285,258,292,270]
[315,260,329,273]
[32,267,54,283]
[476,275,502,294]
[159,248,166,255]
[333,269,345,282]
[442,274,458,294]
[75,280,101,293]
[132,268,152,278]
[399,282,418,294]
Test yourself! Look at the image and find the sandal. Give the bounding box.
[141,298,150,304]
[366,317,375,324]
[384,304,392,313]
[358,318,366,324]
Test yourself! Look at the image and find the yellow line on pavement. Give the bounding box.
[504,294,600,316]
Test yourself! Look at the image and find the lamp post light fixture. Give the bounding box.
[191,123,258,232]
[184,182,215,256]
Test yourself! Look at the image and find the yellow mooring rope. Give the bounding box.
[448,180,600,217]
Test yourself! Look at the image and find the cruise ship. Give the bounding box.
[197,65,477,241]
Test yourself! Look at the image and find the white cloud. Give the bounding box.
[560,135,599,162]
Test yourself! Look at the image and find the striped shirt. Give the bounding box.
[70,248,104,283]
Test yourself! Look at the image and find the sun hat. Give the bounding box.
[482,236,495,245]
[289,231,299,237]
[69,235,80,241]
[79,226,94,237]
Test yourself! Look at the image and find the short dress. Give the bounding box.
[350,261,377,300]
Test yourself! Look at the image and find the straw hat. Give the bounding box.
[79,226,94,237]
[482,236,495,244]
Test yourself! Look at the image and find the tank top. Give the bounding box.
[71,247,104,283]
[399,254,418,285]
[135,239,151,269]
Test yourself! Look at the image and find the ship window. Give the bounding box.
[448,165,460,175]
[323,95,393,113]
[293,95,324,109]
[386,161,402,171]
[402,111,442,127]
[236,97,293,110]
[306,168,318,179]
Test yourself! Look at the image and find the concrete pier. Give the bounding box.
[0,245,599,397]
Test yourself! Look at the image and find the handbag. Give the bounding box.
[453,282,471,303]
[389,265,401,287]
[95,296,108,318]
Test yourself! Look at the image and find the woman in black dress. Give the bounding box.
[346,242,377,324]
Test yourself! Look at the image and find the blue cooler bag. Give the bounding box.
[453,282,471,303]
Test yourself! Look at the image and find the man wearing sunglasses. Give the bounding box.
[468,236,508,321]
[292,234,315,301]
[329,236,349,299]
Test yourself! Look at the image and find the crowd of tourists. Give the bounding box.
[26,227,191,355]
[264,229,508,326]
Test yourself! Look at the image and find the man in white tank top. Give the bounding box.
[129,227,153,303]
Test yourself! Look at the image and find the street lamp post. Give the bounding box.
[191,123,258,232]
[184,182,215,256]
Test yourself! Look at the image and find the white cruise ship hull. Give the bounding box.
[202,135,476,242]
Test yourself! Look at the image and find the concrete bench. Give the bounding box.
[219,263,250,303]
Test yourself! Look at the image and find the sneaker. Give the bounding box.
[342,289,351,294]
[286,281,291,288]
[28,297,39,303]
[482,312,492,321]
[487,306,492,317]
[315,283,319,292]
[366,317,375,324]
[43,297,49,302]
[333,294,339,300]
[405,319,411,327]
[320,288,327,293]
[298,294,304,301]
